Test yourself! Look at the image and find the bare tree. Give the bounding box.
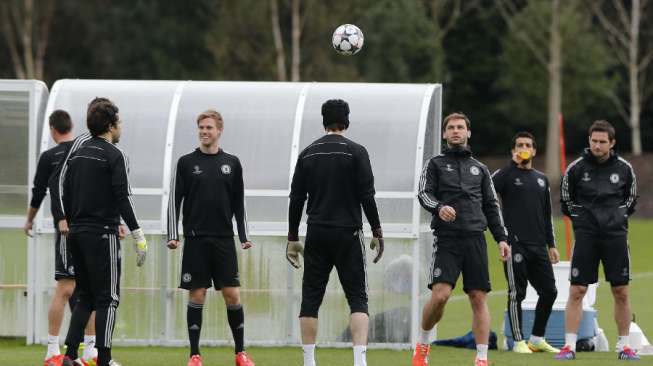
[0,0,56,80]
[290,0,301,81]
[270,0,287,81]
[590,0,652,156]
[497,0,562,183]
[427,0,480,80]
[269,0,302,81]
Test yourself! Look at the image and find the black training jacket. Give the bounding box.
[561,148,637,234]
[30,141,73,220]
[288,134,381,234]
[418,145,508,242]
[52,133,140,234]
[492,161,555,247]
[167,148,249,242]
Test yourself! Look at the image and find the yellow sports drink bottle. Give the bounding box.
[518,151,531,160]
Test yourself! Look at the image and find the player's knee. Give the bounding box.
[467,291,487,309]
[222,287,240,306]
[431,285,452,305]
[611,286,629,304]
[299,302,320,318]
[189,288,207,304]
[543,287,558,301]
[515,289,527,302]
[346,296,368,315]
[56,279,75,299]
[569,285,587,301]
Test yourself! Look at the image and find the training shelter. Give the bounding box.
[0,79,442,348]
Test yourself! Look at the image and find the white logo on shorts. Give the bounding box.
[610,173,620,184]
[470,166,480,176]
[433,268,442,278]
[182,273,192,282]
[221,164,231,174]
[537,178,545,188]
[68,266,75,275]
[514,253,523,263]
[572,268,579,277]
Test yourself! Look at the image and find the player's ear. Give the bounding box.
[467,130,471,139]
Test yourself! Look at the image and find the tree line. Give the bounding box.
[1,0,652,180]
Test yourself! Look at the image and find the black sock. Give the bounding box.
[227,304,244,354]
[97,347,111,366]
[187,302,203,357]
[67,289,84,344]
[65,302,92,360]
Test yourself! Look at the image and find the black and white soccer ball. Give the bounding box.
[332,24,364,55]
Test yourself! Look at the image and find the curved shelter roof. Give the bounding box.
[42,80,441,237]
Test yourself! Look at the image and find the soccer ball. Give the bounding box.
[332,24,364,55]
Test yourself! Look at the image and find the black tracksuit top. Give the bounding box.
[418,145,508,242]
[492,161,556,247]
[561,148,637,234]
[288,134,381,233]
[53,134,140,234]
[167,148,249,243]
[30,141,73,220]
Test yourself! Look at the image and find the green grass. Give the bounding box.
[2,219,653,365]
[3,337,653,365]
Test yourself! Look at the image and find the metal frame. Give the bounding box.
[0,80,49,344]
[17,80,443,347]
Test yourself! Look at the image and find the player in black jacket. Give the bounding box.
[287,99,383,366]
[557,120,639,361]
[492,131,560,354]
[167,110,255,366]
[25,110,99,365]
[413,113,510,366]
[53,98,147,366]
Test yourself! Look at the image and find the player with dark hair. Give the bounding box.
[413,112,510,366]
[492,131,560,354]
[557,120,639,360]
[167,109,255,366]
[26,110,100,366]
[287,99,384,366]
[52,98,148,366]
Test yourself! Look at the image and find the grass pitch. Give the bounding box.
[2,219,653,365]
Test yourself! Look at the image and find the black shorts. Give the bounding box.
[570,231,631,287]
[179,236,240,290]
[300,225,368,318]
[428,233,491,293]
[54,229,75,280]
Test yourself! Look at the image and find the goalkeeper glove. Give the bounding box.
[131,228,148,267]
[286,232,304,269]
[370,227,384,263]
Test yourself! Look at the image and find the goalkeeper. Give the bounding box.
[287,99,384,366]
[167,110,255,366]
[51,98,147,366]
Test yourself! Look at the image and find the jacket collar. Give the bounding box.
[442,144,472,158]
[581,148,617,165]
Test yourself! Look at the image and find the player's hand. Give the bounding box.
[286,240,304,269]
[370,227,384,263]
[24,220,33,237]
[58,219,69,237]
[167,240,180,249]
[438,205,456,222]
[131,228,148,267]
[548,247,560,264]
[241,241,253,250]
[118,225,127,240]
[498,241,511,262]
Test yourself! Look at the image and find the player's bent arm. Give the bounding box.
[481,166,508,243]
[417,160,442,214]
[232,159,251,244]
